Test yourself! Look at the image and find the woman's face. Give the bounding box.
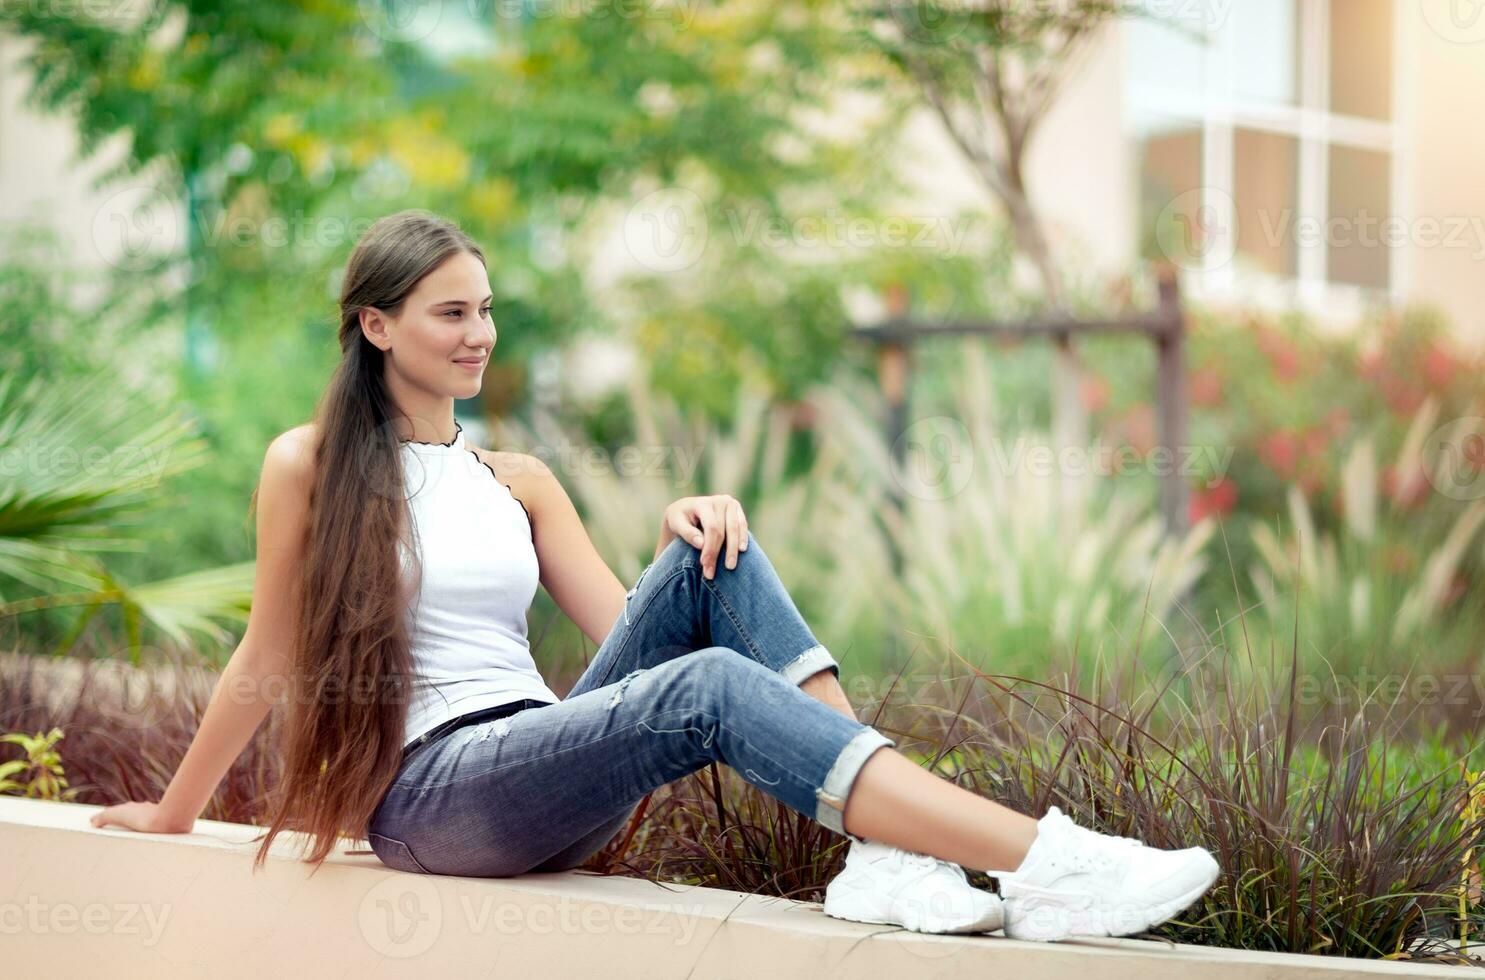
[368,250,495,397]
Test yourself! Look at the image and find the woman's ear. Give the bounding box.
[359,307,392,352]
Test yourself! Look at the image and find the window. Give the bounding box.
[1128,0,1401,303]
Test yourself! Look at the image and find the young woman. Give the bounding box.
[89,209,1220,942]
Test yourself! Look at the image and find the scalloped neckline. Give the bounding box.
[399,419,466,452]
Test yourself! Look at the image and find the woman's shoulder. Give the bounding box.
[470,445,550,513]
[470,446,549,482]
[269,423,320,470]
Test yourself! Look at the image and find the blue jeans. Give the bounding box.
[366,531,898,877]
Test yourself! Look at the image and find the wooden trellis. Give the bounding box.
[850,265,1190,536]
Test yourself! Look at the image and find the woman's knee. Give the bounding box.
[671,646,772,706]
[667,527,766,578]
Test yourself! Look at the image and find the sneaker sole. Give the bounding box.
[1002,854,1219,942]
[824,890,1005,934]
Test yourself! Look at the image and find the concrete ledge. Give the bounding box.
[1,796,1477,978]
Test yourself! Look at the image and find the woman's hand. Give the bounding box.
[663,494,749,580]
[88,801,194,835]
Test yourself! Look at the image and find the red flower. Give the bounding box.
[1421,343,1459,389]
[1189,366,1223,407]
[1189,477,1238,523]
[1381,378,1425,416]
[1358,348,1385,380]
[1301,425,1330,457]
[1256,325,1302,382]
[1383,462,1429,509]
[1108,404,1156,457]
[1080,374,1111,414]
[1259,430,1300,479]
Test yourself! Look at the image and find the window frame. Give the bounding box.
[1124,0,1410,314]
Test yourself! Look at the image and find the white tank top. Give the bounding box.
[397,420,560,749]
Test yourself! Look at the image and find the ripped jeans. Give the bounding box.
[365,531,898,877]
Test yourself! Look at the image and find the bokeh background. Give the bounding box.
[2,0,1485,957]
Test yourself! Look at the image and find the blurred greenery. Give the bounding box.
[1,1,1480,714]
[1,4,1483,961]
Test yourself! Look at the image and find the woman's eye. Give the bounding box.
[480,307,492,318]
[444,310,461,318]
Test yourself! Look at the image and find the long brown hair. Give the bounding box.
[250,209,487,873]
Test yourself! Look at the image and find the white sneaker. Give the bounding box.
[994,806,1220,941]
[823,837,1004,934]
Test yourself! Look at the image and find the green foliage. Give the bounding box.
[0,727,78,801]
[0,373,253,660]
[620,640,1485,962]
[4,0,989,576]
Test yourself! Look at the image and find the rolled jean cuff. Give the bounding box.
[813,726,895,839]
[779,643,839,687]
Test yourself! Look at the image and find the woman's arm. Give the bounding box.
[654,519,678,562]
[91,427,316,833]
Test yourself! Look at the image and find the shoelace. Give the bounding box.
[1044,807,1144,849]
[901,850,968,883]
[1059,821,1144,876]
[994,813,1149,886]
